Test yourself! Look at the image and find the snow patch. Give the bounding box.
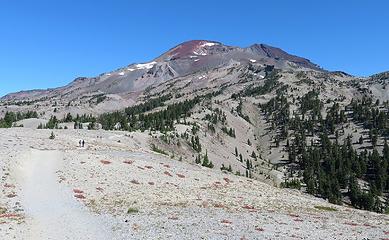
[250,59,257,63]
[135,61,157,70]
[192,42,219,56]
[118,72,125,76]
[193,50,207,56]
[201,42,218,47]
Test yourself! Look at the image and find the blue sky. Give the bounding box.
[0,0,388,96]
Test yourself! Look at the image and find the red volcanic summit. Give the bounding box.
[160,40,222,60]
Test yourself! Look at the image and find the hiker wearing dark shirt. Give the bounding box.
[82,140,85,147]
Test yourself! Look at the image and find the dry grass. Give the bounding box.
[0,207,7,214]
[314,205,337,212]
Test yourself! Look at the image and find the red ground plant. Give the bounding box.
[242,205,255,210]
[255,227,264,232]
[213,203,225,208]
[73,189,84,194]
[344,222,358,227]
[0,213,21,219]
[164,171,173,177]
[130,180,140,185]
[74,194,85,199]
[223,177,232,183]
[293,218,304,222]
[221,219,232,224]
[363,223,376,228]
[6,193,16,198]
[123,160,134,165]
[100,160,111,165]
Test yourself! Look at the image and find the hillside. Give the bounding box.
[0,128,388,239]
[1,39,389,227]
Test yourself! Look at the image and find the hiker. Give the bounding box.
[79,140,82,147]
[82,140,85,148]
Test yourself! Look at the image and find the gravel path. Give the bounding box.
[16,149,116,240]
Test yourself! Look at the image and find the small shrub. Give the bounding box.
[151,144,168,155]
[0,207,7,214]
[280,179,301,190]
[384,207,389,215]
[49,132,55,140]
[127,207,139,214]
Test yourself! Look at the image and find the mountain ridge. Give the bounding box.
[1,40,324,100]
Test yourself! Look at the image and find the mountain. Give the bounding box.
[1,40,389,214]
[1,40,322,102]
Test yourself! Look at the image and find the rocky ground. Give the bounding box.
[0,128,388,239]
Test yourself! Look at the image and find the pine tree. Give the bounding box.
[359,135,363,144]
[202,150,209,167]
[208,161,214,168]
[246,159,250,170]
[195,155,201,164]
[306,178,316,194]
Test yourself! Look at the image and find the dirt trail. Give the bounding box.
[16,149,115,240]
